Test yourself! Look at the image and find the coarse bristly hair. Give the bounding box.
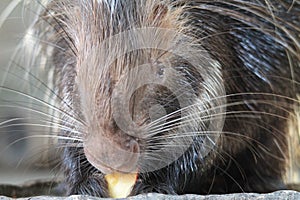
[0,0,300,197]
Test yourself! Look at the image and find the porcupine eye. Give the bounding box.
[148,62,181,123]
[146,60,200,127]
[156,61,165,77]
[150,61,206,131]
[127,60,181,128]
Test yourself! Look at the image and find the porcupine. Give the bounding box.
[25,0,300,197]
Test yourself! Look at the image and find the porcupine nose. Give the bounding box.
[83,134,140,174]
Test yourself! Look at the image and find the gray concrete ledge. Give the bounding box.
[1,190,300,200]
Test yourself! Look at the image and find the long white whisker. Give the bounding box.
[0,86,85,125]
[147,99,294,137]
[147,92,299,128]
[0,104,79,129]
[1,134,82,157]
[0,122,82,136]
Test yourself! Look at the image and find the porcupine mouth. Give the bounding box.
[83,135,140,175]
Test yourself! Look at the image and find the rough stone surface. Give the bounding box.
[1,191,300,200]
[1,182,300,200]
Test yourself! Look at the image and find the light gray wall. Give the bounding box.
[0,1,57,184]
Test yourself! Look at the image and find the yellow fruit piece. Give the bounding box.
[105,172,138,198]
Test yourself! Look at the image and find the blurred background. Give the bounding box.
[0,0,59,185]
